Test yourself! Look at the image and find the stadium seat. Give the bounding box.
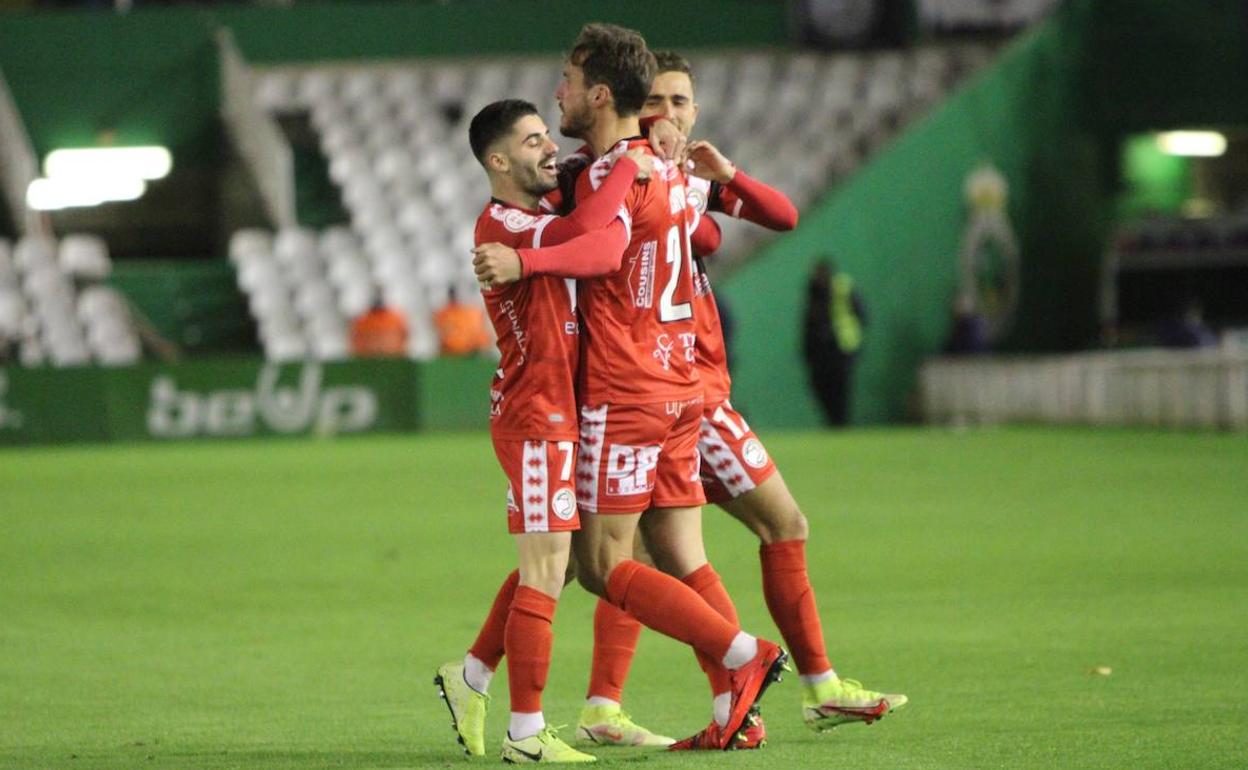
[59,234,112,281]
[224,43,996,362]
[253,69,300,113]
[14,235,56,274]
[0,288,24,339]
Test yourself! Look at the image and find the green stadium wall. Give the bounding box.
[719,0,1248,427]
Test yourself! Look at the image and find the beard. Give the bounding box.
[516,163,558,198]
[559,99,593,139]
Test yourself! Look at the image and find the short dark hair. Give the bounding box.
[468,99,539,165]
[653,50,694,86]
[568,23,656,116]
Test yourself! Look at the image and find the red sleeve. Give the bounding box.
[538,157,637,245]
[690,214,722,257]
[717,170,799,231]
[517,219,629,279]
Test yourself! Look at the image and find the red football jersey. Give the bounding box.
[573,139,702,405]
[685,176,742,402]
[475,200,580,441]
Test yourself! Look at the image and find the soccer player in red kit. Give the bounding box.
[435,98,653,764]
[574,52,907,746]
[554,23,789,751]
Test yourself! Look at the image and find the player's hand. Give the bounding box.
[685,140,736,184]
[623,147,655,181]
[647,118,686,162]
[472,242,523,288]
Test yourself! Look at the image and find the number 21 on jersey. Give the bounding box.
[659,224,693,322]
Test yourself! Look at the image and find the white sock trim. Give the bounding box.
[585,696,620,708]
[509,711,546,741]
[721,631,759,670]
[463,653,493,695]
[800,670,836,687]
[712,692,731,728]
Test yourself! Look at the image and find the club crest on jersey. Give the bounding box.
[551,488,576,521]
[500,208,539,233]
[685,184,709,215]
[506,486,518,511]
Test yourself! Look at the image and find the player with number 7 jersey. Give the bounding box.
[433,98,655,765]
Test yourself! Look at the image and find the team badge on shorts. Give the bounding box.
[741,439,769,469]
[551,488,577,521]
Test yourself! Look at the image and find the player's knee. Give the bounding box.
[749,505,808,544]
[519,560,568,599]
[774,508,809,543]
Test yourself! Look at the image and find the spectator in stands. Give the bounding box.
[1155,295,1217,349]
[350,301,407,358]
[802,257,866,427]
[433,287,490,356]
[944,292,989,355]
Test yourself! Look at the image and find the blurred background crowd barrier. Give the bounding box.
[1,0,1247,443]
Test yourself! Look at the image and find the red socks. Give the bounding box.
[468,569,519,669]
[760,539,831,675]
[504,585,558,713]
[585,599,642,702]
[605,559,738,661]
[682,564,738,695]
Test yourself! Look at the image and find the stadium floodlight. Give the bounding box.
[1156,131,1227,157]
[26,176,147,211]
[44,145,173,182]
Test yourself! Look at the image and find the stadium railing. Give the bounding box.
[920,348,1248,430]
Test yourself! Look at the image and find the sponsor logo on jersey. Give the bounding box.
[652,333,676,371]
[499,297,529,363]
[741,438,768,469]
[551,488,577,520]
[605,444,660,496]
[632,240,657,309]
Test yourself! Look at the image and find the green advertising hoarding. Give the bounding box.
[0,357,494,445]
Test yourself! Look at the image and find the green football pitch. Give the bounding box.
[2,428,1245,769]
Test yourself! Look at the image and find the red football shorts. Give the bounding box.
[493,437,582,534]
[575,398,707,514]
[697,400,778,506]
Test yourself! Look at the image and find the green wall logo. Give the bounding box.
[0,373,22,430]
[146,363,378,438]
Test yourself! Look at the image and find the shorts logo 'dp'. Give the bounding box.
[605,444,660,496]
